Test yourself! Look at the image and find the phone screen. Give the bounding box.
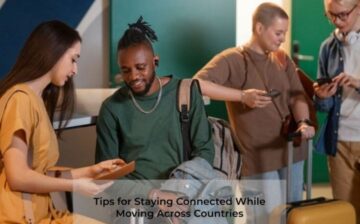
[264,90,281,98]
[317,78,332,86]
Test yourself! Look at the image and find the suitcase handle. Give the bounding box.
[287,133,313,201]
[289,197,326,207]
[286,131,302,141]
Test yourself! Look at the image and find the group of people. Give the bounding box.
[0,0,359,223]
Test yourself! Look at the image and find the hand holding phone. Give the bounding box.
[95,161,135,180]
[264,89,281,98]
[314,77,337,98]
[317,77,333,86]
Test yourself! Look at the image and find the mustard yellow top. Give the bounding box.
[0,84,72,223]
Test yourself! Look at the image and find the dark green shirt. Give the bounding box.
[95,75,214,195]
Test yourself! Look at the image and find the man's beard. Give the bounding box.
[126,71,156,96]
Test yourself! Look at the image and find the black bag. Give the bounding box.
[281,114,301,146]
[274,52,318,147]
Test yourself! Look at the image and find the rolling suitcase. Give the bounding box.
[285,133,356,224]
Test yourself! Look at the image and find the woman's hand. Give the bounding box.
[73,178,114,196]
[89,158,125,178]
[241,89,272,108]
[313,82,337,99]
[297,123,315,139]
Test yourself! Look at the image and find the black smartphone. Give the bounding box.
[264,89,281,98]
[317,77,333,86]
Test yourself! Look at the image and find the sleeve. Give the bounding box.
[0,92,34,155]
[317,41,329,80]
[188,82,215,164]
[195,49,248,90]
[314,95,334,112]
[95,103,120,163]
[195,52,232,86]
[314,43,334,112]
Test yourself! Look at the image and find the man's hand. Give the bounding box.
[332,72,360,89]
[313,82,337,99]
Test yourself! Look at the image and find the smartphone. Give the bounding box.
[317,77,333,86]
[264,89,281,98]
[95,161,136,180]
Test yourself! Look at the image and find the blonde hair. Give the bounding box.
[326,0,359,7]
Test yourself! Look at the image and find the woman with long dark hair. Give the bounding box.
[0,20,122,223]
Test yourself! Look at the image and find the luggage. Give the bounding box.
[284,133,356,224]
[287,197,356,224]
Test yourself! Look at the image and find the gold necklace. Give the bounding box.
[129,77,162,114]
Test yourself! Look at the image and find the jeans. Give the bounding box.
[243,161,304,222]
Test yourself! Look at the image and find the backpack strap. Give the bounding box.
[177,79,200,161]
[177,79,193,117]
[273,50,318,130]
[236,47,248,89]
